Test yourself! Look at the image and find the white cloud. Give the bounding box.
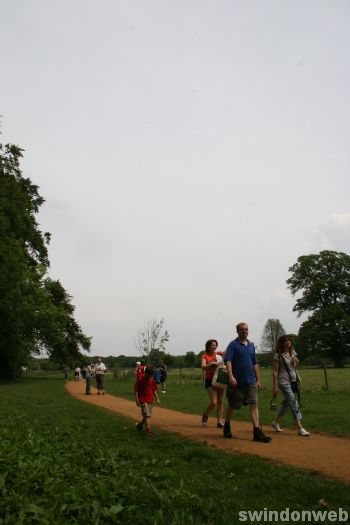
[317,213,350,252]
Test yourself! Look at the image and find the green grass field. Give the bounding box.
[108,367,350,437]
[1,376,349,524]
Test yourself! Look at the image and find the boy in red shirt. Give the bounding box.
[134,365,160,436]
[136,361,146,381]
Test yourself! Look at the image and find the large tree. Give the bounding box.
[287,250,350,367]
[260,318,286,354]
[0,142,91,377]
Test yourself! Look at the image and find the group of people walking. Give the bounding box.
[133,321,310,439]
[71,358,107,395]
[84,358,107,395]
[136,361,167,393]
[201,322,310,442]
[71,321,310,442]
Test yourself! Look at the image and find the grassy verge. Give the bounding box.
[106,368,350,437]
[0,377,349,524]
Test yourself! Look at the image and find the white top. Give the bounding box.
[274,350,297,385]
[95,362,106,375]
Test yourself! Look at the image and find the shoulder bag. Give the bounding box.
[212,363,228,389]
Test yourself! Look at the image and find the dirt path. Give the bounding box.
[66,381,350,483]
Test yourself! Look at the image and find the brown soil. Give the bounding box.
[66,381,350,483]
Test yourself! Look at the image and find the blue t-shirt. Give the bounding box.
[154,368,161,383]
[224,338,257,386]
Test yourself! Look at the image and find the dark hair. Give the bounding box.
[275,335,290,354]
[145,365,155,376]
[205,339,218,352]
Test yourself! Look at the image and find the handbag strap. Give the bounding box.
[279,353,294,382]
[279,354,301,404]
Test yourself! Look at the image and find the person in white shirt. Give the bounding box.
[95,358,107,395]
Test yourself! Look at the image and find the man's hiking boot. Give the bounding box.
[223,422,233,439]
[201,414,209,426]
[253,427,272,443]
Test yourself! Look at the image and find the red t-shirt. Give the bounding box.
[134,376,158,403]
[202,351,224,380]
[136,364,146,381]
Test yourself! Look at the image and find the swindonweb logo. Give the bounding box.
[238,508,349,522]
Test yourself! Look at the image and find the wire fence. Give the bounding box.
[112,366,350,391]
[113,367,205,385]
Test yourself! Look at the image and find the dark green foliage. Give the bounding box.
[296,305,350,367]
[287,251,350,367]
[183,351,196,367]
[287,251,350,313]
[0,143,90,378]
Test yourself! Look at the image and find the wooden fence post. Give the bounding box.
[323,364,329,390]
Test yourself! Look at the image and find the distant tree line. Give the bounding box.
[30,351,205,371]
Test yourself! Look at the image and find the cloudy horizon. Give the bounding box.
[1,1,349,357]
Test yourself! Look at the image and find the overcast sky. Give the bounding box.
[1,1,350,357]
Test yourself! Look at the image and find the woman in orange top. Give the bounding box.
[201,339,225,428]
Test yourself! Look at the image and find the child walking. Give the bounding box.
[134,365,160,436]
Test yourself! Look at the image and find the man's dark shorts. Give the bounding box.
[226,384,258,409]
[96,374,105,390]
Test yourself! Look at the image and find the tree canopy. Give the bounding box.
[287,250,350,367]
[0,142,91,378]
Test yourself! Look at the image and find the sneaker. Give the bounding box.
[223,423,233,438]
[162,390,166,394]
[136,423,142,432]
[298,428,310,437]
[201,414,209,426]
[271,421,282,432]
[217,422,224,429]
[253,428,272,443]
[145,431,153,437]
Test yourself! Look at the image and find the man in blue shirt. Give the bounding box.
[223,322,271,443]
